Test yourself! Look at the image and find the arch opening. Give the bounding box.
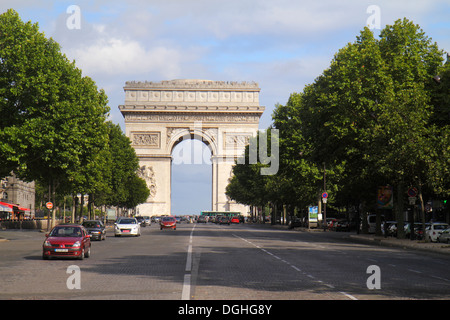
[171,139,212,215]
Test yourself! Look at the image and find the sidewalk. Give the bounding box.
[263,223,450,255]
[348,233,450,255]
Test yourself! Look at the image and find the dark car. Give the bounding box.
[288,217,302,229]
[135,216,146,227]
[197,216,207,223]
[219,216,230,225]
[82,220,106,241]
[43,224,91,260]
[335,219,350,232]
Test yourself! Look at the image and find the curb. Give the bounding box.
[348,234,450,255]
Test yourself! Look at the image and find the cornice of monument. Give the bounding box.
[124,79,260,91]
[118,104,265,114]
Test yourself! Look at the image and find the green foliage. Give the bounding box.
[227,18,450,216]
[0,9,149,210]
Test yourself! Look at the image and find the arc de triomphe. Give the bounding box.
[119,79,264,216]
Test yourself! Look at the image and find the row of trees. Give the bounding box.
[227,19,450,237]
[0,10,149,223]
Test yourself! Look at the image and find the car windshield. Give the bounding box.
[118,219,136,224]
[434,224,449,230]
[162,217,175,222]
[50,226,82,237]
[83,221,101,228]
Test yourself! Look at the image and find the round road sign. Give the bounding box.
[46,202,53,210]
[407,187,418,197]
[322,192,328,199]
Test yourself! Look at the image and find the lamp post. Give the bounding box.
[322,162,327,231]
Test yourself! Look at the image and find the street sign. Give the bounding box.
[46,202,53,210]
[408,197,417,205]
[322,192,328,199]
[407,187,418,197]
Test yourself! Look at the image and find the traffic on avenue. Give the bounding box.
[0,217,449,304]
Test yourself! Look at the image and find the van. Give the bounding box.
[368,214,384,234]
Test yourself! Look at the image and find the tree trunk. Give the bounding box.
[396,182,406,239]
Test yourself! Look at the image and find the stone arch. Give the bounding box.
[119,79,264,216]
[166,127,218,157]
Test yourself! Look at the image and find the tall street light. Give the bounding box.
[322,162,327,231]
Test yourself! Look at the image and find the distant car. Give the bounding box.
[197,216,207,223]
[230,216,240,224]
[160,216,176,230]
[135,216,145,226]
[426,223,449,242]
[43,224,91,260]
[82,220,106,241]
[114,217,141,237]
[335,219,350,232]
[288,217,302,229]
[143,216,151,226]
[437,228,450,244]
[219,216,230,225]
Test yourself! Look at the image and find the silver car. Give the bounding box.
[114,217,141,237]
[426,223,449,242]
[437,228,450,244]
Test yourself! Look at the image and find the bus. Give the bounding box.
[200,211,241,220]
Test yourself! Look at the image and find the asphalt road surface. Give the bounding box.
[0,222,449,300]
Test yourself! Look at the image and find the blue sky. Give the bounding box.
[2,1,450,214]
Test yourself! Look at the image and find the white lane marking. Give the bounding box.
[182,225,196,300]
[233,233,358,300]
[181,274,191,300]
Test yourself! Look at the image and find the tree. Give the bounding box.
[0,9,111,227]
[263,19,447,236]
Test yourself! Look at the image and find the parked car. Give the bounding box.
[230,216,240,224]
[326,218,337,230]
[368,214,385,234]
[382,221,397,237]
[426,223,449,242]
[288,217,302,229]
[114,217,141,237]
[43,224,91,260]
[82,220,106,241]
[160,216,177,230]
[335,219,350,232]
[437,228,450,244]
[404,222,426,240]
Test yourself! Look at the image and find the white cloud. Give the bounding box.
[67,37,183,79]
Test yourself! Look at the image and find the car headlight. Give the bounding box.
[73,241,81,248]
[44,240,52,247]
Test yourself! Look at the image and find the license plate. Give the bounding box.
[55,249,68,252]
[122,230,130,233]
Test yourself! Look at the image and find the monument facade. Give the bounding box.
[119,79,264,216]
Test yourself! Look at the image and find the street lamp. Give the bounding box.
[322,162,327,231]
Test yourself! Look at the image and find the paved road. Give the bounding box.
[0,222,449,300]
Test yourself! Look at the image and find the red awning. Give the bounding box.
[0,201,30,211]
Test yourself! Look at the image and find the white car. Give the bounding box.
[425,223,449,242]
[114,217,141,237]
[437,228,450,244]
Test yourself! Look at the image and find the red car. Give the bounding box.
[160,216,176,230]
[231,216,240,224]
[42,224,91,260]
